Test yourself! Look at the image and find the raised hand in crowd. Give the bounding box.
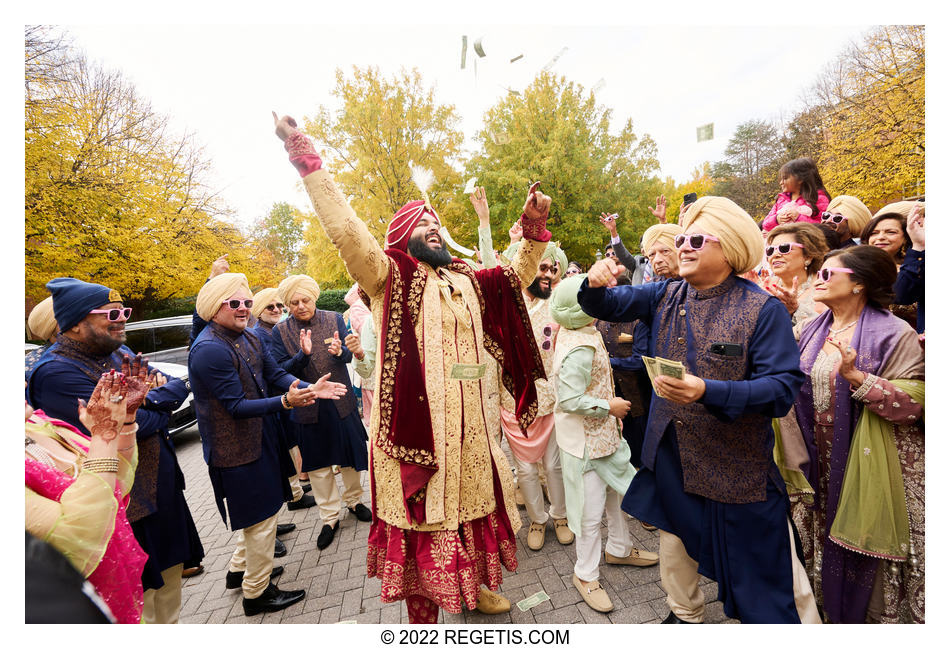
[522,181,551,221]
[344,333,364,361]
[299,328,313,355]
[327,330,343,356]
[272,112,298,142]
[599,212,619,238]
[764,275,800,315]
[508,219,523,244]
[648,195,668,223]
[586,257,628,288]
[907,202,925,251]
[209,254,230,280]
[469,186,491,228]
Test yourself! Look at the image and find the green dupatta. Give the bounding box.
[828,378,924,561]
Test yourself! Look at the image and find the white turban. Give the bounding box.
[251,287,281,318]
[873,201,921,220]
[277,274,320,305]
[680,196,764,275]
[196,273,251,321]
[27,296,57,341]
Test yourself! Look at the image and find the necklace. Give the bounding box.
[829,319,858,336]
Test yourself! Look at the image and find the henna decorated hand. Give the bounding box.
[78,371,127,442]
[121,353,151,418]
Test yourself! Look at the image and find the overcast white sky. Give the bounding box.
[57,20,872,228]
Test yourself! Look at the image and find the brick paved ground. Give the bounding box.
[174,425,734,624]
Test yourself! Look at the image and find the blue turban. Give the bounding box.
[46,278,122,332]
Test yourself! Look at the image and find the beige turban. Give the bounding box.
[873,200,921,220]
[827,195,872,237]
[642,223,684,253]
[27,296,57,341]
[680,196,764,275]
[251,287,281,318]
[196,273,251,321]
[277,274,320,305]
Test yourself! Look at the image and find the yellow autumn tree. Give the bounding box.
[298,66,466,288]
[25,26,277,314]
[812,25,924,209]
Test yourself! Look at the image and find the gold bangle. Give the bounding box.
[81,457,119,474]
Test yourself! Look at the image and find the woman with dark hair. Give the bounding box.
[789,245,924,623]
[762,158,831,232]
[861,211,917,329]
[763,223,829,326]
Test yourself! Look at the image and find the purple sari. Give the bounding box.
[794,306,911,623]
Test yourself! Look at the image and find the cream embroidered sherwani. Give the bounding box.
[301,168,546,533]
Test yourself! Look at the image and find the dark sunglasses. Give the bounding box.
[222,299,254,310]
[816,267,854,282]
[264,303,285,312]
[89,307,132,321]
[766,242,804,257]
[674,233,720,251]
[820,212,848,224]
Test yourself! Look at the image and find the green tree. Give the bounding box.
[300,66,466,287]
[250,202,307,275]
[711,119,786,218]
[466,72,661,265]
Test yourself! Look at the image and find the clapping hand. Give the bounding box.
[121,353,151,420]
[648,195,668,223]
[299,328,313,355]
[327,331,343,356]
[586,258,627,288]
[78,371,127,442]
[469,186,491,227]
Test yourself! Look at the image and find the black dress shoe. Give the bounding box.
[225,565,284,590]
[287,494,315,511]
[302,484,312,493]
[274,537,287,558]
[662,611,699,624]
[348,503,372,522]
[316,522,339,550]
[276,523,296,536]
[242,583,305,616]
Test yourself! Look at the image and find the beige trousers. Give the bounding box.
[311,465,363,525]
[142,563,183,624]
[288,446,304,501]
[659,521,821,623]
[229,513,278,598]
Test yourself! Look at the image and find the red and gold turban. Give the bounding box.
[385,200,441,253]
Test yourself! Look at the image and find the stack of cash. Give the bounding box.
[642,355,685,394]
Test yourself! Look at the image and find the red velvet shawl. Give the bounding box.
[373,249,544,519]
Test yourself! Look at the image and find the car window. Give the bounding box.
[153,325,191,353]
[125,328,155,354]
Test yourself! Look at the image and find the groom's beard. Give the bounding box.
[408,233,453,268]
